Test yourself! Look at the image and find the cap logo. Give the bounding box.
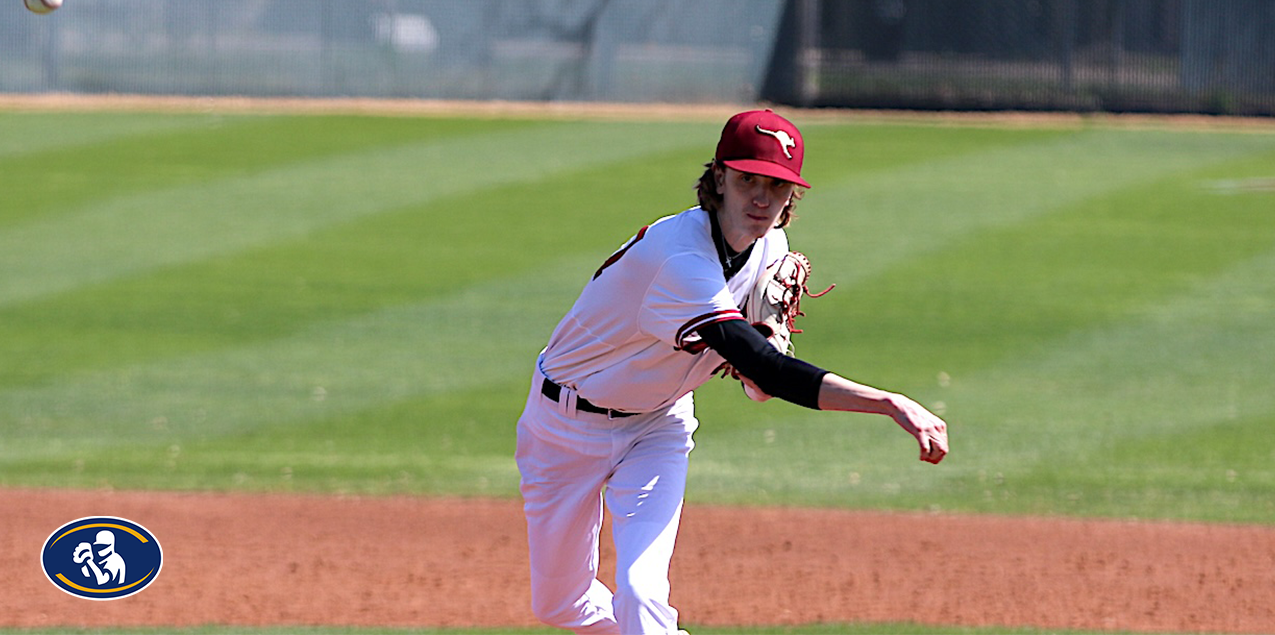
[755,125,797,159]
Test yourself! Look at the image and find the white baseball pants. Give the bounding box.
[516,361,697,635]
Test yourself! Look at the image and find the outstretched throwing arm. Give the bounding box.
[816,374,949,464]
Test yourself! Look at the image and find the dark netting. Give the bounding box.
[762,0,1275,116]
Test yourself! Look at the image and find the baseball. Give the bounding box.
[24,0,62,14]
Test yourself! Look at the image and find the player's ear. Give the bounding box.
[713,162,726,194]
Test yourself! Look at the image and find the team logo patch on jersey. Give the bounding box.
[41,516,163,600]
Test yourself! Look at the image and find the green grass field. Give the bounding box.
[2,108,1274,634]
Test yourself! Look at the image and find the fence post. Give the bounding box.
[1055,0,1077,93]
[796,0,820,105]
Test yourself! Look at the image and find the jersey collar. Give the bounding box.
[707,208,754,281]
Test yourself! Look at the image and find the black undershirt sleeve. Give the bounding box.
[697,319,829,409]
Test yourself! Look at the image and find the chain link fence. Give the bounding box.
[2,0,1272,115]
[1,0,783,103]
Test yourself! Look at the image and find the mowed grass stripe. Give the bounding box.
[0,114,534,228]
[936,245,1275,521]
[0,253,598,460]
[2,122,1060,392]
[955,216,1275,447]
[0,139,710,388]
[691,149,1275,520]
[5,117,1275,525]
[0,124,1064,391]
[0,118,717,308]
[800,146,1275,388]
[0,112,207,159]
[792,128,1275,285]
[800,122,1074,182]
[0,121,1060,492]
[690,246,1275,520]
[4,381,532,494]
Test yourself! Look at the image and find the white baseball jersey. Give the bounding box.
[539,206,788,413]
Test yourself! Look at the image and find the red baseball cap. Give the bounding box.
[714,109,810,188]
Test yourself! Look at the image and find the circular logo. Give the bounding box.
[41,516,163,600]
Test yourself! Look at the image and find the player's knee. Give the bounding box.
[529,593,574,628]
[528,590,595,629]
[613,568,670,614]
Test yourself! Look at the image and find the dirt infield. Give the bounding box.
[4,488,1273,634]
[4,93,1275,133]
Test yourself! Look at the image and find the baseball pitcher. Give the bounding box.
[515,110,949,635]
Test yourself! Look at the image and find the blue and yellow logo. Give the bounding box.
[41,516,162,600]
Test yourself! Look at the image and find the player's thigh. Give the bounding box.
[604,408,697,559]
[517,409,614,578]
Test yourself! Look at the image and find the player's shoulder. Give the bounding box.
[648,206,708,233]
[764,225,789,250]
[630,208,719,272]
[636,207,710,251]
[758,225,790,267]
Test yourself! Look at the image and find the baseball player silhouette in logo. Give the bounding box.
[515,110,949,634]
[73,530,127,586]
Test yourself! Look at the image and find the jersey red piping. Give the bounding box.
[593,225,650,280]
[675,309,744,350]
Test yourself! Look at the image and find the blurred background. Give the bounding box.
[3,0,1274,116]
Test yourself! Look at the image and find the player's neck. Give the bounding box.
[712,212,757,253]
[724,230,755,253]
[708,209,755,279]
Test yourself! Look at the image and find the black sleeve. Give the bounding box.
[697,319,828,409]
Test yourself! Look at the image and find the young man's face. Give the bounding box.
[715,165,796,249]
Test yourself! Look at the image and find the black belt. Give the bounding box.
[540,378,637,418]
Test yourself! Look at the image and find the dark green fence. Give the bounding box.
[763,0,1275,116]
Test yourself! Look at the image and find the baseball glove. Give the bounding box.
[725,251,834,399]
[744,251,832,355]
[73,542,93,564]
